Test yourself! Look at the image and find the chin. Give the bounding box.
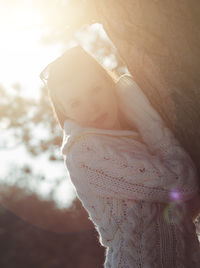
[92,114,118,130]
[103,121,118,130]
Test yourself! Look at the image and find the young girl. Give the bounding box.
[40,46,200,267]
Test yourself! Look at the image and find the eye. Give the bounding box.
[70,100,80,108]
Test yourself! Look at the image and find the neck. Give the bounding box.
[112,118,122,130]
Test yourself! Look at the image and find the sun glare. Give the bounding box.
[0,2,64,99]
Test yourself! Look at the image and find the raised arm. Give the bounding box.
[116,74,179,160]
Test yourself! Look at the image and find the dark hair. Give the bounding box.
[40,46,117,129]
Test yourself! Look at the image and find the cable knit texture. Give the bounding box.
[61,75,200,267]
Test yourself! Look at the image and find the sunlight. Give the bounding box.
[0,2,64,99]
[0,25,63,99]
[1,4,41,29]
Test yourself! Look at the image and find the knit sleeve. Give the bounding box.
[116,74,181,159]
[63,133,198,203]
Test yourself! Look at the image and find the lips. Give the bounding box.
[94,113,108,125]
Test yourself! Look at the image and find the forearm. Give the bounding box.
[64,132,198,204]
[116,75,182,157]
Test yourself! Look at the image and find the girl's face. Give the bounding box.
[57,62,120,129]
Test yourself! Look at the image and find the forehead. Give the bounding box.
[59,59,108,99]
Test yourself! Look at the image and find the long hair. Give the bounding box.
[40,46,118,129]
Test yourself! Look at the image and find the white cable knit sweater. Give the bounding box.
[61,75,200,267]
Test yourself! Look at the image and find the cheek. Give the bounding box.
[69,109,86,123]
[68,105,91,124]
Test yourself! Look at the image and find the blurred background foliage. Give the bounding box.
[0,0,126,267]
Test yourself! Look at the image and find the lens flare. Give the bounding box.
[163,199,184,225]
[170,188,181,201]
[163,203,173,224]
